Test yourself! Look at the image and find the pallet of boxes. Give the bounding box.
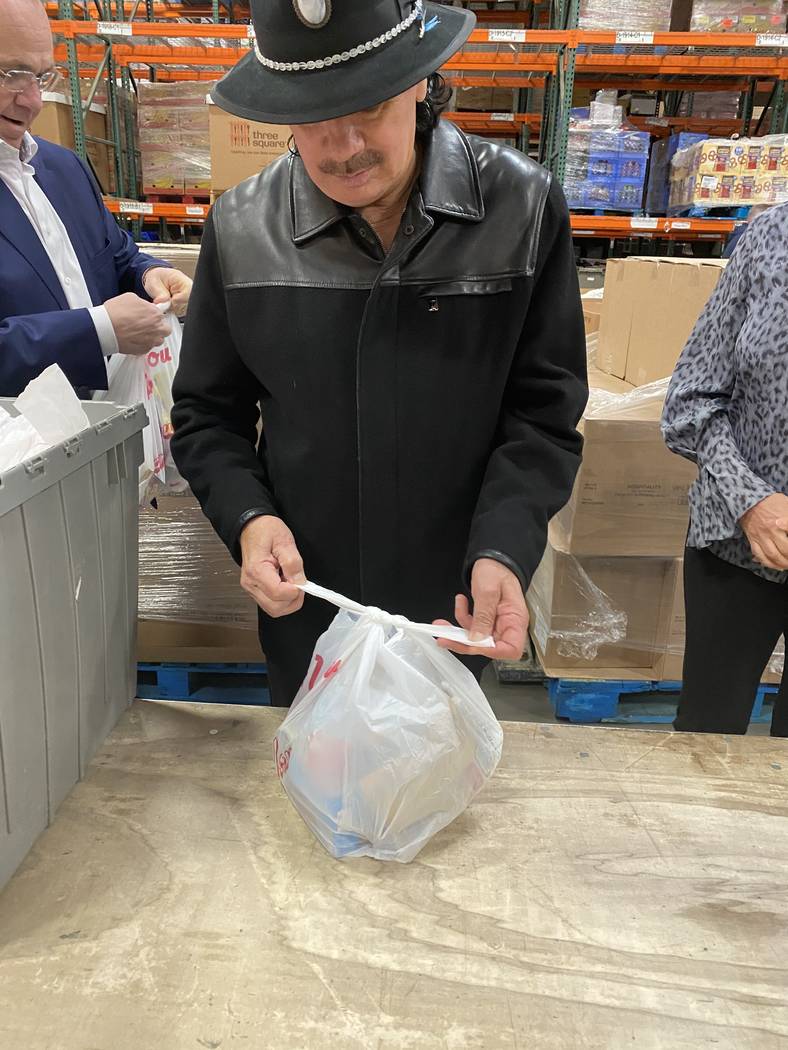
[527,256,782,719]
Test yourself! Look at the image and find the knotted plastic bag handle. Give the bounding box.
[298,581,496,650]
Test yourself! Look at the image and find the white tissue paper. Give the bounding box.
[0,365,91,474]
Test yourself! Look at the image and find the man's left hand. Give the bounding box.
[142,267,193,316]
[433,557,529,660]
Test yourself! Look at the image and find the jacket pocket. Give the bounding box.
[418,278,513,299]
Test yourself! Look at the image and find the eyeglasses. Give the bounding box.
[0,68,61,94]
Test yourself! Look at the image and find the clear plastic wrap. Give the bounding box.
[669,135,788,214]
[690,0,787,32]
[565,100,650,213]
[138,81,217,194]
[769,638,785,680]
[138,493,259,628]
[578,0,673,31]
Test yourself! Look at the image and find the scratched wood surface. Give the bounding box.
[0,700,787,1050]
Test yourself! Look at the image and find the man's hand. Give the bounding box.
[142,267,193,317]
[741,493,788,571]
[239,515,307,617]
[433,557,529,660]
[103,292,170,357]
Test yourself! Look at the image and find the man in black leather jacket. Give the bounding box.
[171,0,588,705]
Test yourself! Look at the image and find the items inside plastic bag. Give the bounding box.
[96,304,188,505]
[0,365,90,473]
[274,583,502,864]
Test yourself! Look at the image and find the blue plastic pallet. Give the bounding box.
[548,678,777,726]
[137,662,271,706]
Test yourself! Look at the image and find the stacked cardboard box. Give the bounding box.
[138,494,261,663]
[531,258,780,688]
[597,256,726,386]
[669,135,788,214]
[142,243,202,281]
[31,93,114,194]
[138,81,217,195]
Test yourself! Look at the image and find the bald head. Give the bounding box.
[0,0,54,149]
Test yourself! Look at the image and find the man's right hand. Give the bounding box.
[239,515,307,617]
[741,493,788,571]
[103,293,170,357]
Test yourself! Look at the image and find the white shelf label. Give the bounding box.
[118,200,153,215]
[670,221,692,230]
[489,28,526,43]
[186,205,206,216]
[490,112,515,122]
[630,217,659,230]
[616,31,654,45]
[246,25,256,39]
[756,33,788,47]
[96,21,132,36]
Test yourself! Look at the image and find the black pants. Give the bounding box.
[675,546,787,736]
[261,598,489,707]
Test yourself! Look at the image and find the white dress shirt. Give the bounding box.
[0,132,118,356]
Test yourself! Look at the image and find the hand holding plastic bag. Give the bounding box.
[274,583,503,863]
[96,304,188,504]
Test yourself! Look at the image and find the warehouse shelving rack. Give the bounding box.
[48,2,788,244]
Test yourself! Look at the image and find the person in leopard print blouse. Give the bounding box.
[662,201,787,736]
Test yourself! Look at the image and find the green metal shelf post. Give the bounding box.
[58,0,87,163]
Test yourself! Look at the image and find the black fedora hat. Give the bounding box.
[212,0,475,125]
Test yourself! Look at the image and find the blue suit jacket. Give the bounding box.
[0,137,167,396]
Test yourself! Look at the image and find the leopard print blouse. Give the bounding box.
[662,201,788,584]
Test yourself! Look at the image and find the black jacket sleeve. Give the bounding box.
[170,208,278,562]
[464,178,588,592]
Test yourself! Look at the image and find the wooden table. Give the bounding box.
[1,701,787,1049]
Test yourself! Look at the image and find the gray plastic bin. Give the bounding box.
[0,400,146,890]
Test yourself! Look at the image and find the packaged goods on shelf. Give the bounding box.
[578,0,674,30]
[138,493,258,629]
[598,256,726,385]
[565,102,651,213]
[669,135,788,213]
[554,379,696,558]
[645,132,706,214]
[454,86,516,111]
[31,92,114,194]
[138,81,217,194]
[678,90,740,120]
[689,0,787,32]
[207,101,291,195]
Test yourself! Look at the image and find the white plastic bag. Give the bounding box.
[274,582,503,863]
[96,304,188,504]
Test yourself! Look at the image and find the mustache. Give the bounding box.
[319,150,384,176]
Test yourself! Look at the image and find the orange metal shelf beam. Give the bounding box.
[570,214,737,239]
[102,196,740,240]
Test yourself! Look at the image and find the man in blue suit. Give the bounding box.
[0,0,193,397]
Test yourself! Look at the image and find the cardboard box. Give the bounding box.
[137,620,262,664]
[454,87,516,112]
[581,293,605,336]
[208,104,290,195]
[31,94,114,193]
[554,385,696,557]
[598,257,726,385]
[586,366,634,396]
[527,529,678,673]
